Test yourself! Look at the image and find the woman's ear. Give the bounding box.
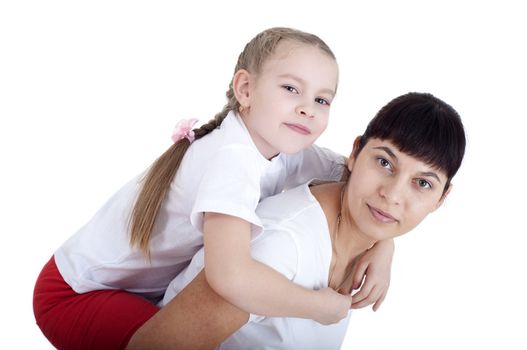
[232,69,252,110]
[433,184,453,211]
[347,136,362,172]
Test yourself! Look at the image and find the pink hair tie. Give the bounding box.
[171,118,199,143]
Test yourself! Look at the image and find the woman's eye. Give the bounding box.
[377,158,391,169]
[417,179,432,189]
[283,85,298,94]
[315,97,330,106]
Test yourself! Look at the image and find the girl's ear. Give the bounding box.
[347,136,362,172]
[232,69,252,109]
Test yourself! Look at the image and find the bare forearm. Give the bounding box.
[207,257,321,319]
[204,212,320,318]
[127,271,248,350]
[203,212,349,324]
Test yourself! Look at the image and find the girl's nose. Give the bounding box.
[295,103,315,118]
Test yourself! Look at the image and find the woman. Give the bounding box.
[128,91,466,349]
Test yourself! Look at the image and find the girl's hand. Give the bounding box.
[313,287,352,325]
[350,239,394,311]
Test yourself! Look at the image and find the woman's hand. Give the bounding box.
[349,239,394,311]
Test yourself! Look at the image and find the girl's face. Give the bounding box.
[345,138,450,241]
[240,40,338,159]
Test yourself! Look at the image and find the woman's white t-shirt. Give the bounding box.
[162,182,351,350]
[54,111,345,301]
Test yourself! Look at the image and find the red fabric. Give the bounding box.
[33,256,159,350]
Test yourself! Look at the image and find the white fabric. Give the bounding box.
[162,183,351,350]
[54,111,345,301]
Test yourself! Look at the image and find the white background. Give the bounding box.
[1,1,526,349]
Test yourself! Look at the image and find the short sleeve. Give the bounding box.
[284,144,346,189]
[190,145,264,236]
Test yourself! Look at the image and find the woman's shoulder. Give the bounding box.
[256,182,325,229]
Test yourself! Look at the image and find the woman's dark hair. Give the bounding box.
[358,92,466,193]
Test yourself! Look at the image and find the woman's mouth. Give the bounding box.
[367,204,398,224]
[284,123,311,135]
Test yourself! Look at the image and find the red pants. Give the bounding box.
[33,256,159,350]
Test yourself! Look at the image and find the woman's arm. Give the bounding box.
[349,238,395,311]
[126,270,249,350]
[203,212,351,325]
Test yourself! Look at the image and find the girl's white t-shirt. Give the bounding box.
[54,111,345,301]
[162,182,351,350]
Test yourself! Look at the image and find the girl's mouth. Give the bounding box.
[284,123,311,135]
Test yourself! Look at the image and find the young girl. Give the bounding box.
[33,27,394,349]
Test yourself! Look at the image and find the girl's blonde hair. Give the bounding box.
[129,27,336,257]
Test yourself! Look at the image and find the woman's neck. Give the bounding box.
[310,182,377,289]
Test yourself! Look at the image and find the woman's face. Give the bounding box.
[345,137,450,241]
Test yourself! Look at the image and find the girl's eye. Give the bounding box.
[283,85,299,94]
[416,179,432,189]
[315,97,330,106]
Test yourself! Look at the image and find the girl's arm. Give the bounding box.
[285,145,347,188]
[349,238,395,311]
[203,212,351,325]
[127,270,248,350]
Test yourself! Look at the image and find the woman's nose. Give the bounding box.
[379,178,405,205]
